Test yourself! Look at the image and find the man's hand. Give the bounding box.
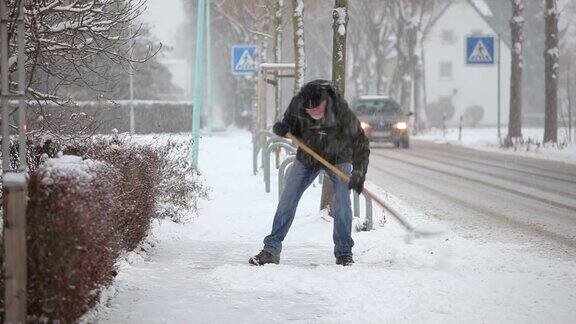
[273,121,290,137]
[348,171,365,194]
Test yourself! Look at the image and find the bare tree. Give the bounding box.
[388,0,440,131]
[206,0,273,128]
[23,0,149,101]
[348,1,394,96]
[558,0,576,142]
[544,0,559,143]
[0,0,161,138]
[507,0,524,140]
[291,0,305,93]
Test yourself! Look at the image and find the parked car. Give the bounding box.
[350,96,412,148]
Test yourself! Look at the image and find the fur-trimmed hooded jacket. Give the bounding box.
[281,80,370,178]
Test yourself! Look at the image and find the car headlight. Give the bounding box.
[395,122,407,130]
[360,121,370,130]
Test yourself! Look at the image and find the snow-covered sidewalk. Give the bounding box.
[92,130,576,323]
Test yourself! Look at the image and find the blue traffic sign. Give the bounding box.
[466,36,495,65]
[231,45,256,75]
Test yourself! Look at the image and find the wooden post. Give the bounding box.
[2,0,28,321]
[3,174,28,323]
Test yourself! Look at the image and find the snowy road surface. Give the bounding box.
[369,139,576,258]
[92,131,576,323]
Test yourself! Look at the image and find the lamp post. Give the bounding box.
[192,0,206,167]
[206,0,213,136]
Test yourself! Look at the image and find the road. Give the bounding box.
[367,139,576,259]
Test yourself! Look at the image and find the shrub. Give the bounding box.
[426,99,455,127]
[463,105,484,127]
[151,137,209,223]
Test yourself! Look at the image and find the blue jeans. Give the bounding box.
[263,159,354,258]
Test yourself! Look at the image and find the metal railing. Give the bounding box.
[252,130,276,175]
[264,141,296,193]
[252,130,374,231]
[278,156,296,199]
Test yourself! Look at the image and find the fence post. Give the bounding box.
[458,115,463,141]
[3,175,28,323]
[2,1,28,320]
[364,196,373,231]
[353,191,360,217]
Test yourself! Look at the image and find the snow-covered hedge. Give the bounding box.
[67,138,160,250]
[0,136,203,322]
[1,155,124,321]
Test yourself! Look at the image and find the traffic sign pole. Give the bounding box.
[192,0,206,168]
[466,35,498,139]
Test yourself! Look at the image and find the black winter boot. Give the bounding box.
[336,255,354,266]
[249,250,280,266]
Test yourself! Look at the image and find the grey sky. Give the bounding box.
[141,0,185,47]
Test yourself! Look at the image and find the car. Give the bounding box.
[350,96,412,148]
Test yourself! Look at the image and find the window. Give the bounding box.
[439,62,453,79]
[441,30,455,44]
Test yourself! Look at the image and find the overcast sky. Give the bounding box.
[141,0,185,48]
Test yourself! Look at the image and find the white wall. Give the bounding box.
[423,0,511,127]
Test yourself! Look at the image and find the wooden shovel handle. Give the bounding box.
[286,132,414,231]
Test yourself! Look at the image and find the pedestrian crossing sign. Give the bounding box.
[466,36,495,65]
[232,45,256,75]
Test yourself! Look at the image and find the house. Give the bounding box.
[422,0,511,127]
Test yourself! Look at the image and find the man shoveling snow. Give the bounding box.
[249,80,370,267]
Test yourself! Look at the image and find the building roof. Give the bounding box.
[424,0,511,47]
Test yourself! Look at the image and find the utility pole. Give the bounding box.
[129,23,135,134]
[192,0,207,167]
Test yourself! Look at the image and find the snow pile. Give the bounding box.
[40,154,108,186]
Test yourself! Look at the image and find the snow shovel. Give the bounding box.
[286,132,443,241]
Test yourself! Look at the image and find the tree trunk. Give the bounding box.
[292,0,305,94]
[544,0,558,143]
[508,0,524,139]
[413,56,423,134]
[274,0,283,123]
[321,0,348,212]
[332,0,348,93]
[273,0,283,166]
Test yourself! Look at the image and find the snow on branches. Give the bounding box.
[2,0,154,103]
